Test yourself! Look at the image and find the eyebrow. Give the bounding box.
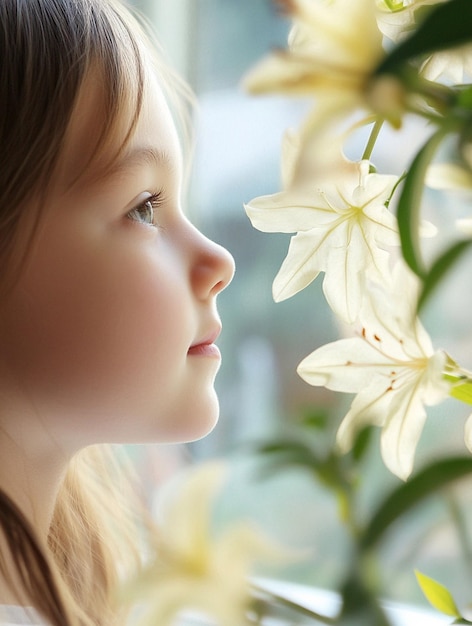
[84,146,173,187]
[106,146,172,178]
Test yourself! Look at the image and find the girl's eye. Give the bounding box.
[127,192,163,227]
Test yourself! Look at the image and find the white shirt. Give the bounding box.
[0,606,47,625]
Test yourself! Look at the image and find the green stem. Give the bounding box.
[385,171,407,208]
[361,119,384,161]
[444,355,472,381]
[250,581,337,625]
[338,486,362,540]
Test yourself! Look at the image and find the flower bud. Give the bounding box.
[366,74,407,128]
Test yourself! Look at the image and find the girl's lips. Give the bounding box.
[188,327,222,358]
[187,343,221,358]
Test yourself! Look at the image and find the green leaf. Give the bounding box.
[457,85,472,111]
[443,355,472,405]
[361,457,472,551]
[449,379,472,405]
[300,408,330,430]
[351,426,374,463]
[397,129,446,278]
[255,439,321,468]
[418,240,472,311]
[415,570,461,617]
[375,0,472,75]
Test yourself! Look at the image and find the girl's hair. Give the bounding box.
[0,0,185,292]
[0,1,190,624]
[0,447,144,626]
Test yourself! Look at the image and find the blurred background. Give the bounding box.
[127,0,472,611]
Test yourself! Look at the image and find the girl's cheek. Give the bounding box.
[0,225,188,419]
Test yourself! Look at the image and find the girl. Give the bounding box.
[0,0,234,624]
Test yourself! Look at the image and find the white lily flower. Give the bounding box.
[420,44,472,83]
[456,218,472,237]
[464,414,472,453]
[426,163,472,236]
[245,160,399,323]
[281,109,378,191]
[121,463,277,626]
[376,0,444,43]
[426,163,472,192]
[243,0,385,134]
[377,0,472,83]
[297,263,451,480]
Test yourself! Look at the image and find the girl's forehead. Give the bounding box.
[55,70,181,193]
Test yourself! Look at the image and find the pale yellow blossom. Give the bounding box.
[121,463,277,626]
[243,0,385,135]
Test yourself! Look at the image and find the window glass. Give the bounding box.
[130,0,472,606]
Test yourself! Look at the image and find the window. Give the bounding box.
[130,0,472,610]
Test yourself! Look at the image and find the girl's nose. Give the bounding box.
[190,227,235,301]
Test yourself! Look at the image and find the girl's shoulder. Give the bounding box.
[0,606,48,626]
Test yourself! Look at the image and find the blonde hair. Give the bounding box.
[1,447,144,626]
[0,0,191,623]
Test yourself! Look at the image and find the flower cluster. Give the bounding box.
[121,463,280,626]
[245,0,472,479]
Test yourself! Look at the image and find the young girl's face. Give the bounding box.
[0,69,234,452]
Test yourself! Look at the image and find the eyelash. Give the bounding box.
[126,191,165,227]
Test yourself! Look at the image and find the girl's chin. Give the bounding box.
[179,404,220,443]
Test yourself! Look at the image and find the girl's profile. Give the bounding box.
[0,0,234,624]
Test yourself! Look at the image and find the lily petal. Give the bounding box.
[464,412,472,453]
[273,230,323,301]
[299,263,451,479]
[245,191,338,234]
[297,337,391,392]
[380,374,428,480]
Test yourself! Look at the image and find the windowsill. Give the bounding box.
[254,577,450,625]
